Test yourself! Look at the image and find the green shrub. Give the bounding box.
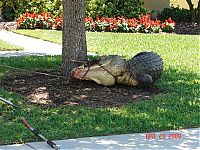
[0,0,17,21]
[0,0,62,21]
[17,0,62,18]
[1,5,15,21]
[105,0,146,18]
[86,0,147,18]
[1,0,146,21]
[85,0,106,17]
[16,0,62,18]
[157,6,192,23]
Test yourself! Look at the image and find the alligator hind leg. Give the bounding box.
[137,74,153,85]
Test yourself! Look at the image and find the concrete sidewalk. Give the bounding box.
[0,30,95,57]
[0,30,61,56]
[0,128,199,150]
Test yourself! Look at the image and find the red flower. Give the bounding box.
[56,17,62,23]
[155,19,161,26]
[17,16,25,23]
[41,12,45,17]
[91,22,95,29]
[168,17,173,23]
[113,18,117,24]
[100,17,105,22]
[128,22,133,27]
[134,23,138,28]
[32,12,38,18]
[96,16,100,21]
[106,17,112,23]
[140,17,144,24]
[24,12,29,17]
[109,25,115,30]
[162,22,167,28]
[113,22,119,27]
[89,17,93,23]
[144,22,148,29]
[85,17,89,22]
[120,16,125,23]
[44,16,48,21]
[127,19,132,24]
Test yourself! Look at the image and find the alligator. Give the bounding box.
[71,51,163,86]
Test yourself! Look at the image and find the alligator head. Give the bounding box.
[71,55,126,86]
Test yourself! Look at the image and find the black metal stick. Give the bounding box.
[1,97,60,149]
[21,117,60,150]
[0,97,18,108]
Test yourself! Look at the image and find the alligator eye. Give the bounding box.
[78,65,84,69]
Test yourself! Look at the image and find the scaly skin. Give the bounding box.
[71,52,163,86]
[116,72,139,86]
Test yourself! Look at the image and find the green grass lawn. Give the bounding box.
[0,40,23,51]
[0,30,199,145]
[14,29,62,44]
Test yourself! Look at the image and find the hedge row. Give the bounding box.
[2,0,195,23]
[1,0,146,21]
[157,6,196,23]
[85,0,146,18]
[17,12,176,33]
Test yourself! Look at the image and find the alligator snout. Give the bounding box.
[71,68,77,78]
[71,68,87,80]
[71,63,116,86]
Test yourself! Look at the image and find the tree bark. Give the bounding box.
[62,0,87,80]
[186,0,195,22]
[197,0,200,23]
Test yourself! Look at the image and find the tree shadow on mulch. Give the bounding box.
[0,70,163,108]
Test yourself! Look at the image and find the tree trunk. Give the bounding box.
[61,0,87,80]
[186,0,195,22]
[197,0,200,23]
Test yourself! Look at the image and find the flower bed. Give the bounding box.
[17,12,62,30]
[85,15,176,33]
[17,12,176,33]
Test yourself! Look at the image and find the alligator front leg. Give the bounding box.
[116,72,139,86]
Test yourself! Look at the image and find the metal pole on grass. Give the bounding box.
[0,97,19,108]
[0,97,60,149]
[21,117,60,150]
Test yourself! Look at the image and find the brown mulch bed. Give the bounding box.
[0,71,163,108]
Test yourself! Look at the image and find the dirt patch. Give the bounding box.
[0,71,163,108]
